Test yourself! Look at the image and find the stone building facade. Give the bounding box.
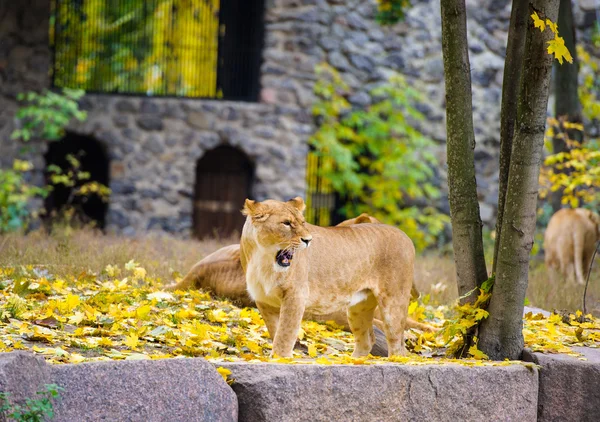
[1,0,598,237]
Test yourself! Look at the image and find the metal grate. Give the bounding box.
[50,0,265,101]
[305,151,339,227]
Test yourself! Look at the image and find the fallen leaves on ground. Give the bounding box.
[0,265,597,368]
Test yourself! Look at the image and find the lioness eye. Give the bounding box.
[283,221,291,226]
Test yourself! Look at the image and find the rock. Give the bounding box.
[187,111,212,130]
[140,99,160,114]
[328,51,350,71]
[49,358,238,422]
[115,100,137,113]
[218,362,538,422]
[523,347,600,422]
[136,116,163,131]
[349,91,371,107]
[145,135,165,154]
[349,54,375,73]
[383,53,405,71]
[0,352,50,407]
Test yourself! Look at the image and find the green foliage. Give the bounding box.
[0,160,48,233]
[45,154,111,227]
[10,89,86,143]
[376,0,411,25]
[310,64,449,250]
[578,46,600,121]
[0,384,63,422]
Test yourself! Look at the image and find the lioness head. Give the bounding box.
[242,197,313,268]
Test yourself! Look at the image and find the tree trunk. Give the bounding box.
[550,0,581,212]
[440,0,488,303]
[479,0,560,361]
[492,0,528,275]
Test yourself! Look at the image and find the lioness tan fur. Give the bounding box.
[167,214,429,334]
[240,197,415,357]
[544,208,600,285]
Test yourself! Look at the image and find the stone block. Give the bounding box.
[524,347,600,422]
[0,351,50,412]
[219,362,538,422]
[50,358,238,422]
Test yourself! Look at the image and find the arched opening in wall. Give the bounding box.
[193,146,254,239]
[44,133,110,229]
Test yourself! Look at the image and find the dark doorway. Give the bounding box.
[44,133,110,228]
[193,146,254,239]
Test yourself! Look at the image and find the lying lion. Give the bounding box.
[544,208,600,284]
[167,214,430,334]
[240,197,416,357]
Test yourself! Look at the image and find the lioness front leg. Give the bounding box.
[272,297,305,357]
[256,301,280,340]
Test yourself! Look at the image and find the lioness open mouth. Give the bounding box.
[275,250,294,267]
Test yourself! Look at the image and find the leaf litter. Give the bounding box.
[0,264,597,368]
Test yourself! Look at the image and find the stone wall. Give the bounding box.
[1,0,599,235]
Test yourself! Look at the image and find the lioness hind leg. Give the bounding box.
[347,290,378,357]
[375,289,410,357]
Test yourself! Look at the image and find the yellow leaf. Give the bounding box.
[133,267,147,280]
[136,304,152,320]
[63,294,81,313]
[69,353,86,364]
[68,311,85,325]
[531,12,545,32]
[315,357,332,365]
[97,338,114,348]
[545,18,558,34]
[124,334,139,349]
[208,309,228,323]
[216,366,233,384]
[547,35,573,65]
[308,344,318,358]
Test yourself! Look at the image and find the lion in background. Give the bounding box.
[544,208,600,285]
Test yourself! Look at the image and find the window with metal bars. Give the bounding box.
[50,0,265,101]
[305,151,345,227]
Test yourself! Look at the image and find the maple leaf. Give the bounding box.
[68,311,85,325]
[531,12,545,32]
[545,19,558,34]
[124,334,139,349]
[547,35,573,65]
[136,304,152,320]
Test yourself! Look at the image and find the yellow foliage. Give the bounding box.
[0,263,597,367]
[530,13,573,64]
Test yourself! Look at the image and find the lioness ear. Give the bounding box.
[355,214,371,225]
[242,199,269,222]
[287,196,306,213]
[242,199,257,216]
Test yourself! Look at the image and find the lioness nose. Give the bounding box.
[301,237,312,246]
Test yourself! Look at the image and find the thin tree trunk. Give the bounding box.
[440,0,488,303]
[550,0,581,211]
[492,0,528,275]
[479,0,560,361]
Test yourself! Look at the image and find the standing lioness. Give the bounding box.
[241,197,414,357]
[544,208,600,284]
